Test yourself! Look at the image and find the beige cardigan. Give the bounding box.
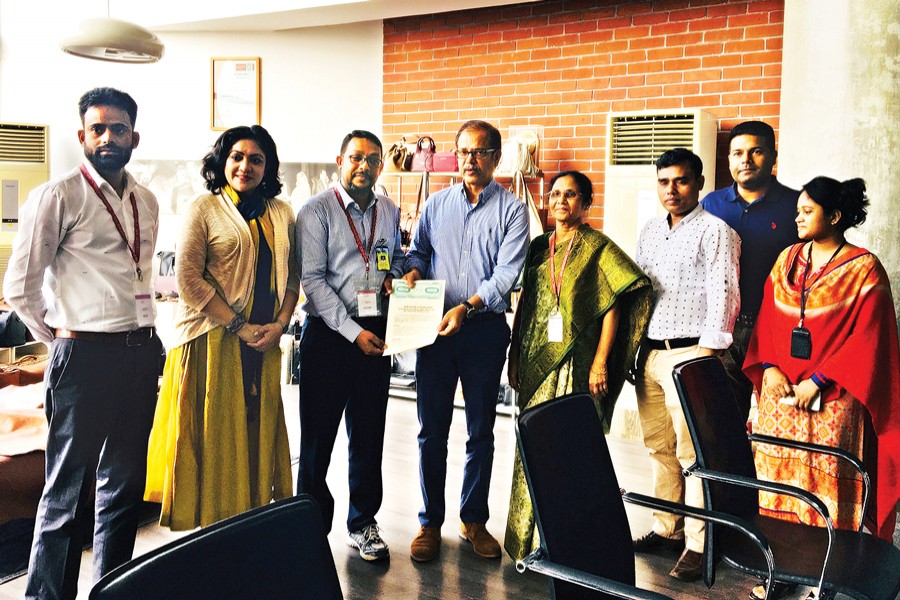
[172,193,300,348]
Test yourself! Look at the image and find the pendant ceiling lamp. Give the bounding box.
[61,4,164,64]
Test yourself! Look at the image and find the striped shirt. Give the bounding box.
[406,180,529,314]
[297,185,406,343]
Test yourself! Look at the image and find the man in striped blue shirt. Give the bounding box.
[296,130,406,562]
[402,120,529,563]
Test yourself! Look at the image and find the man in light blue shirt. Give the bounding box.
[296,130,405,562]
[402,120,529,562]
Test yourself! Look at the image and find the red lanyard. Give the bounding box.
[548,231,577,309]
[333,188,377,277]
[80,165,142,280]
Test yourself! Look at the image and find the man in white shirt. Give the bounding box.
[631,147,740,582]
[3,87,161,600]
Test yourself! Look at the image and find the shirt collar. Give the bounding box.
[669,202,704,231]
[81,159,137,199]
[336,184,377,213]
[457,179,500,206]
[726,177,783,205]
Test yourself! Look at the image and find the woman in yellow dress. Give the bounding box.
[504,170,653,560]
[145,125,299,530]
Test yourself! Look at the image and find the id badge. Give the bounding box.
[790,326,812,360]
[354,278,382,317]
[547,310,564,343]
[133,276,155,327]
[375,247,391,271]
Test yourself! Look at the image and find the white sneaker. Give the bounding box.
[347,523,390,561]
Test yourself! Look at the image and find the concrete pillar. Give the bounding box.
[779,0,900,318]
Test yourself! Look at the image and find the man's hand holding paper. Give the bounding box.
[383,279,445,356]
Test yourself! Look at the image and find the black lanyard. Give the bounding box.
[798,240,845,327]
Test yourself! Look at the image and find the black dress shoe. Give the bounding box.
[632,531,684,553]
[669,549,703,582]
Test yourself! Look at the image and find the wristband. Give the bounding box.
[226,314,246,333]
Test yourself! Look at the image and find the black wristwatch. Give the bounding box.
[462,301,477,320]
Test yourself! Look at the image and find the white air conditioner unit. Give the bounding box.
[602,109,717,258]
[0,122,50,295]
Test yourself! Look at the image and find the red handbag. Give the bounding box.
[411,136,436,171]
[432,151,458,172]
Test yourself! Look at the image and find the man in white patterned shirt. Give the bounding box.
[631,147,740,582]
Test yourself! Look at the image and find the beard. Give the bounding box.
[346,170,374,194]
[85,144,132,173]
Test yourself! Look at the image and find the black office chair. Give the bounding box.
[515,392,773,600]
[672,356,900,600]
[89,494,342,600]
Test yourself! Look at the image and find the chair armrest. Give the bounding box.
[689,466,832,529]
[622,491,775,596]
[516,548,674,600]
[688,465,835,595]
[748,433,870,532]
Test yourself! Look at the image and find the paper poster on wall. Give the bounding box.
[211,57,260,130]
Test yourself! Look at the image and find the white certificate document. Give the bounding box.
[383,279,446,356]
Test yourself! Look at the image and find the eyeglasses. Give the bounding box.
[549,189,580,200]
[455,148,496,161]
[346,154,384,168]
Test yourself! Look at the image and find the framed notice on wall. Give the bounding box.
[211,57,260,130]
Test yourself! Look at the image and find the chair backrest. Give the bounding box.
[517,393,636,600]
[89,494,342,600]
[672,357,759,520]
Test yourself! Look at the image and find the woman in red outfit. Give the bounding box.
[744,176,900,598]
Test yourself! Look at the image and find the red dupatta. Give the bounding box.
[745,243,900,539]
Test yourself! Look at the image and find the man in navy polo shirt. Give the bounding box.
[701,121,799,421]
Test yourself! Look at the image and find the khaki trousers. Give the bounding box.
[635,345,707,553]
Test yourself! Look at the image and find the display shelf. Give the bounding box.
[0,341,47,365]
[378,171,544,206]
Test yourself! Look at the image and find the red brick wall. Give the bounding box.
[383,0,785,229]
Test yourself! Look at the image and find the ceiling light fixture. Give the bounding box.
[60,3,164,64]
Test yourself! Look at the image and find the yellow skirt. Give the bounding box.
[144,326,292,530]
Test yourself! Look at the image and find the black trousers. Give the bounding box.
[296,316,391,533]
[26,334,162,600]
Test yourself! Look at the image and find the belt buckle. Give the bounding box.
[664,339,672,351]
[126,328,151,347]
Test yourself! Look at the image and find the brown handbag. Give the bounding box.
[384,136,413,171]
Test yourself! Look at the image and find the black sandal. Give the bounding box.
[749,581,797,600]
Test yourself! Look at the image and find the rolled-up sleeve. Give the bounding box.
[699,223,741,349]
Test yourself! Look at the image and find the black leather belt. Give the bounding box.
[646,337,699,351]
[55,327,155,347]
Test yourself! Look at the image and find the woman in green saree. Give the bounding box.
[504,170,654,560]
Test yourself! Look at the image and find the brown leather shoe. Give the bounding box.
[410,526,441,562]
[669,548,703,581]
[459,522,501,558]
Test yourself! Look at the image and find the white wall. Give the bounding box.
[0,1,384,176]
[780,0,900,318]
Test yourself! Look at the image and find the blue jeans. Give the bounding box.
[26,335,161,600]
[415,314,510,527]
